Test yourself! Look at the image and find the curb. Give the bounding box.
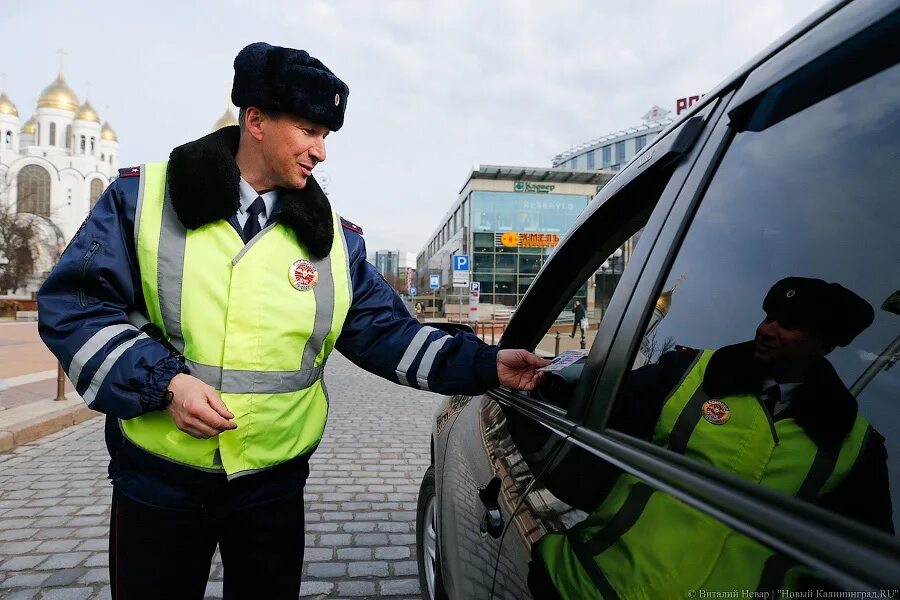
[0,393,101,453]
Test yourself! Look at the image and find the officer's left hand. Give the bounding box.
[497,349,551,391]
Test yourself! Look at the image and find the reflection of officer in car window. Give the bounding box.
[529,277,892,600]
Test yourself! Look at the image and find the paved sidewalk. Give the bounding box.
[0,352,435,599]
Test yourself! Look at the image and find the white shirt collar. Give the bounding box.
[238,177,278,218]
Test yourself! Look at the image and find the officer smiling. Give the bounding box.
[38,42,548,599]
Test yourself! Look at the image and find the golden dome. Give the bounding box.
[655,289,674,316]
[100,121,117,142]
[74,100,100,123]
[213,105,238,131]
[0,92,18,117]
[37,74,79,111]
[21,116,36,135]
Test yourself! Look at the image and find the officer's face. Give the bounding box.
[754,316,833,368]
[259,113,328,190]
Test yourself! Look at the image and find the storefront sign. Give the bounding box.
[514,181,556,194]
[676,95,702,115]
[499,232,560,248]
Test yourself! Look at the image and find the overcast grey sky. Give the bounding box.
[1,0,826,254]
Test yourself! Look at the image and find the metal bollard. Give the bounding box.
[555,331,561,355]
[580,328,586,350]
[55,363,66,401]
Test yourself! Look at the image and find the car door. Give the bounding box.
[443,97,727,600]
[492,3,900,598]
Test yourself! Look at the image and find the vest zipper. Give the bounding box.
[78,241,102,307]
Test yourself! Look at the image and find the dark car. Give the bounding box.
[416,1,900,598]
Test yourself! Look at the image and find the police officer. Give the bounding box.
[529,277,891,599]
[38,43,548,599]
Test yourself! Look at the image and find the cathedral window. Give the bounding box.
[3,130,10,146]
[101,153,105,161]
[49,122,56,146]
[90,137,96,153]
[65,125,72,149]
[80,135,86,153]
[16,165,52,217]
[89,178,104,208]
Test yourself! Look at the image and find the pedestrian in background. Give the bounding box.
[571,299,587,338]
[38,42,548,600]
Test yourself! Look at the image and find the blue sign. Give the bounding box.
[453,255,470,271]
[409,287,417,297]
[470,282,480,293]
[429,274,440,289]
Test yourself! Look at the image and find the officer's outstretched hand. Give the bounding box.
[166,373,238,439]
[497,349,551,391]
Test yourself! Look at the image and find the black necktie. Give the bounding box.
[761,384,781,415]
[242,196,266,242]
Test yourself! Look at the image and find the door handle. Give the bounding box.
[478,476,504,539]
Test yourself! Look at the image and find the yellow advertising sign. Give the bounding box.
[520,233,560,248]
[499,232,560,248]
[500,232,520,247]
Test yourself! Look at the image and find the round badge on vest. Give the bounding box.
[290,259,319,291]
[702,400,731,425]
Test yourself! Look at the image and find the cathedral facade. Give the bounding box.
[0,71,119,290]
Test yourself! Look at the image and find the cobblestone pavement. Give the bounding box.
[0,352,436,599]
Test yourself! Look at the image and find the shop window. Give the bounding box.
[474,233,494,253]
[495,254,516,273]
[474,252,493,272]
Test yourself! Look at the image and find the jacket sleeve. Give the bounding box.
[335,228,499,396]
[37,175,187,419]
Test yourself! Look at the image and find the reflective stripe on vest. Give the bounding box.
[123,162,352,478]
[538,350,871,599]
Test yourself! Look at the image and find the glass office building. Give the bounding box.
[417,165,613,316]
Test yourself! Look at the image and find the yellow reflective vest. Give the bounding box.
[121,162,352,479]
[536,350,871,599]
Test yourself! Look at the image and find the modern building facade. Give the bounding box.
[552,105,673,172]
[374,249,416,295]
[0,70,120,290]
[417,165,613,317]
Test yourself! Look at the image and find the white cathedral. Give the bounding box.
[0,69,120,289]
[0,65,241,293]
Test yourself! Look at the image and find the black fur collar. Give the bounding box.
[166,126,334,259]
[703,341,858,449]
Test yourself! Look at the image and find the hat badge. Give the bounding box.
[334,93,340,106]
[701,400,731,425]
[289,259,318,291]
[786,289,796,298]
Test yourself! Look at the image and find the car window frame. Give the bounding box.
[576,13,900,589]
[491,95,729,432]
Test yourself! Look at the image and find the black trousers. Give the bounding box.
[109,489,306,600]
[571,319,584,336]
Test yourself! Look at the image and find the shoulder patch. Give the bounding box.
[118,166,141,178]
[340,217,363,235]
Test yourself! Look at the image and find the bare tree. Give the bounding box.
[644,331,677,364]
[0,194,43,293]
